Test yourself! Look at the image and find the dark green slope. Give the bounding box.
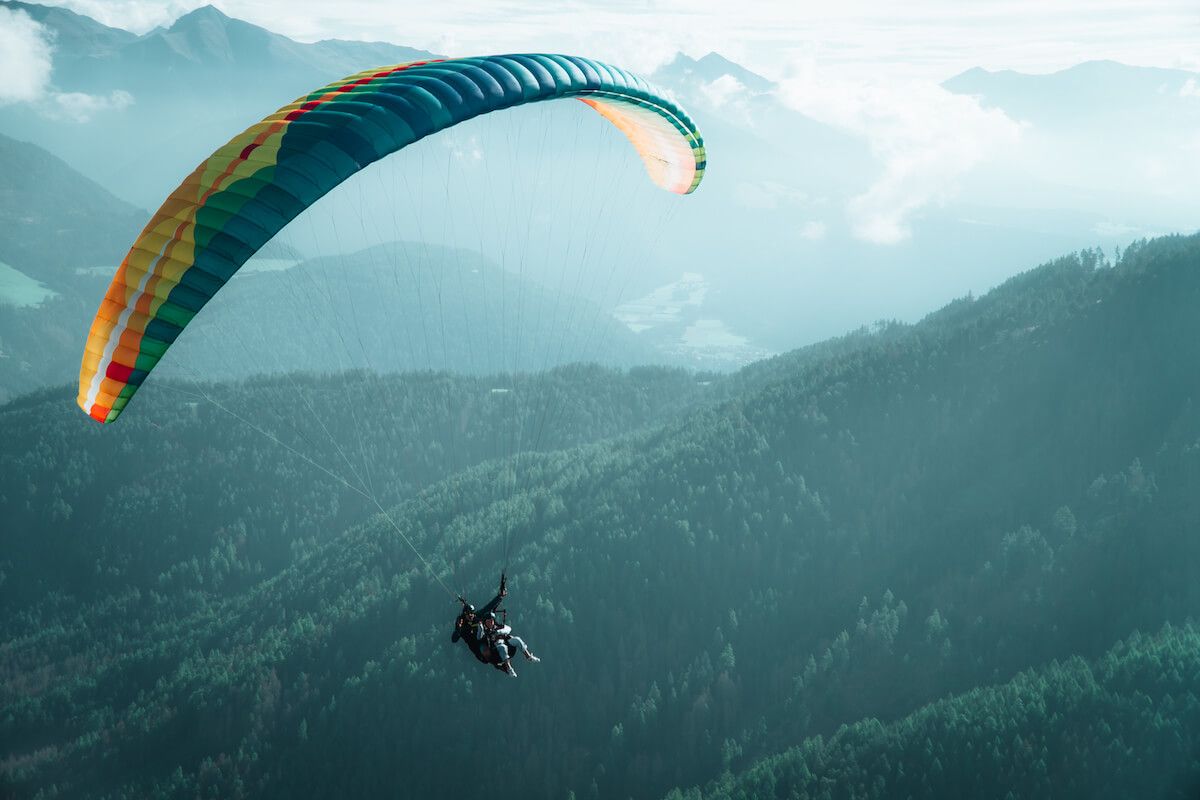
[672,623,1200,800]
[6,235,1200,798]
[0,365,710,611]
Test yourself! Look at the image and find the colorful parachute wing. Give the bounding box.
[77,54,706,423]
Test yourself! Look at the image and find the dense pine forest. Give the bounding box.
[4,233,1200,798]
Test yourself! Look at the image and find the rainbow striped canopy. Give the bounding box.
[78,54,707,423]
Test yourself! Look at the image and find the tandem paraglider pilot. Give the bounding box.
[452,574,541,678]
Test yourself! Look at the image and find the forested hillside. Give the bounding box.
[671,623,1200,799]
[1,365,711,610]
[5,234,1200,798]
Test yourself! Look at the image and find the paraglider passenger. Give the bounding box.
[451,576,507,663]
[481,611,540,678]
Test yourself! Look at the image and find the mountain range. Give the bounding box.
[4,1,1196,366]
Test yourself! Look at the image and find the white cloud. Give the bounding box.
[46,89,135,121]
[50,0,201,33]
[778,61,1024,244]
[0,7,53,104]
[700,74,745,109]
[0,7,135,121]
[696,73,760,127]
[1181,78,1200,97]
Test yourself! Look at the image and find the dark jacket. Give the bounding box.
[451,590,504,663]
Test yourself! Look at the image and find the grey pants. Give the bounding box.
[496,635,530,662]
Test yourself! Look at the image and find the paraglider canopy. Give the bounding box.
[76,54,706,424]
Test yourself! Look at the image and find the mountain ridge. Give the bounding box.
[5,232,1200,797]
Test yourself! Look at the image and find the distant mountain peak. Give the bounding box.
[163,2,254,37]
[654,51,775,94]
[171,3,231,25]
[133,2,292,67]
[695,52,746,72]
[949,65,1000,80]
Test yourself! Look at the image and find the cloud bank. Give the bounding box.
[0,7,134,121]
[779,62,1024,244]
[49,0,199,33]
[0,6,53,104]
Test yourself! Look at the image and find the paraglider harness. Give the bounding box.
[457,573,512,669]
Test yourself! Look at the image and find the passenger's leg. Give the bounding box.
[509,636,540,662]
[496,641,517,677]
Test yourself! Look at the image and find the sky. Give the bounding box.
[35,0,1200,81]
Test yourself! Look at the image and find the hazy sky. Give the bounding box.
[45,0,1200,80]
